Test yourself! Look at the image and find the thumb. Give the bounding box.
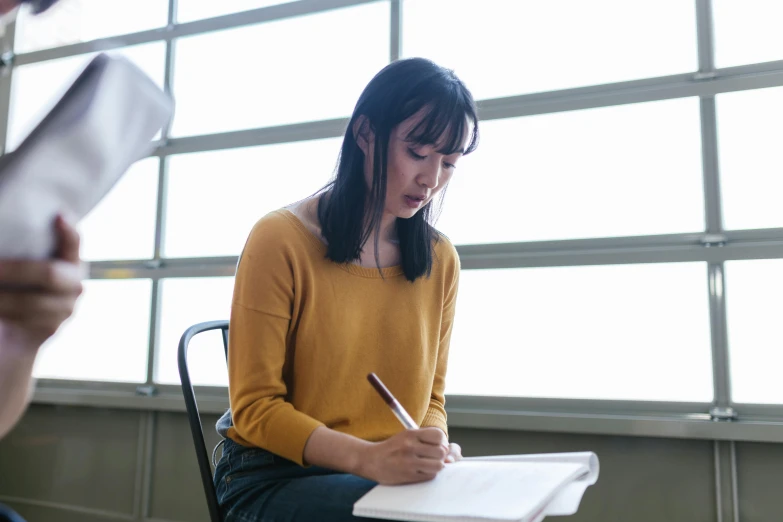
[54,214,81,263]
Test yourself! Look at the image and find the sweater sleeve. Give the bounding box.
[227,214,324,465]
[420,240,460,437]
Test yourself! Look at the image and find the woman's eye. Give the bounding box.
[443,162,456,170]
[408,148,426,160]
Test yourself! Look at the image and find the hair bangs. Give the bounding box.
[405,88,478,157]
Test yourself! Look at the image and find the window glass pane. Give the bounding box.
[176,0,294,23]
[155,277,234,386]
[8,42,166,150]
[436,98,704,244]
[725,260,783,404]
[713,0,783,68]
[447,263,713,401]
[716,87,783,230]
[403,0,697,100]
[171,3,389,136]
[34,279,152,382]
[164,138,340,258]
[78,158,159,261]
[14,0,168,53]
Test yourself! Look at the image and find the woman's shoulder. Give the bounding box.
[247,209,298,242]
[241,208,307,254]
[243,200,324,256]
[433,231,461,276]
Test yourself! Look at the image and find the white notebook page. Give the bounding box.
[354,460,587,522]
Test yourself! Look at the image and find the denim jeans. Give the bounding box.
[0,504,26,522]
[214,438,392,522]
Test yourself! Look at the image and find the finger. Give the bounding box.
[0,292,76,328]
[0,292,77,318]
[415,457,445,476]
[414,442,448,461]
[446,442,462,463]
[54,214,81,263]
[416,427,448,446]
[409,471,437,483]
[0,260,84,293]
[416,428,450,455]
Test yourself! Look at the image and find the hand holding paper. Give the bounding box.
[0,213,84,351]
[0,53,174,259]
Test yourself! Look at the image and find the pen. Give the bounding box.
[367,372,419,429]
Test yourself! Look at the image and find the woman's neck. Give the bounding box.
[379,213,398,242]
[359,212,400,268]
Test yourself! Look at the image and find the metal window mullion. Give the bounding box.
[0,20,17,154]
[143,278,162,386]
[390,0,402,62]
[80,236,783,280]
[139,64,783,158]
[13,0,385,66]
[696,0,716,73]
[142,0,178,388]
[708,263,732,408]
[153,0,177,261]
[697,0,735,424]
[700,96,723,233]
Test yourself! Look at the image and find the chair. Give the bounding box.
[178,320,230,522]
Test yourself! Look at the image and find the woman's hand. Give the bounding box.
[358,427,450,485]
[0,215,84,352]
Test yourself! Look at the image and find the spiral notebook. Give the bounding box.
[353,452,599,522]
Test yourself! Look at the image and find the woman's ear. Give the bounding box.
[352,116,374,154]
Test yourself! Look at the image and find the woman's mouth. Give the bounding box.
[404,195,425,208]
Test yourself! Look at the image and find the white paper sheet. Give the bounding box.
[0,53,173,259]
[467,452,600,516]
[353,452,599,522]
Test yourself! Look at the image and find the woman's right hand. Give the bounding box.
[359,427,449,485]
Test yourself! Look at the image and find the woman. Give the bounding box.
[214,57,479,521]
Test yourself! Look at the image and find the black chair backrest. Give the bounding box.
[178,320,229,522]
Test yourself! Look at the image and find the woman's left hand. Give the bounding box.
[445,442,462,463]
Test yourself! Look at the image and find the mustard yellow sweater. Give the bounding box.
[226,210,460,466]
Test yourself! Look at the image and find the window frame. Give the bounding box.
[1,0,781,440]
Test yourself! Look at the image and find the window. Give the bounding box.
[713,0,783,69]
[176,0,294,23]
[171,3,389,136]
[436,98,705,244]
[403,0,697,100]
[7,42,166,150]
[155,277,234,386]
[447,263,713,401]
[724,260,783,405]
[8,0,782,415]
[34,279,153,382]
[164,138,341,258]
[716,86,783,231]
[14,0,168,53]
[78,158,159,262]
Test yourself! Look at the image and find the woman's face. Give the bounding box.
[361,111,469,221]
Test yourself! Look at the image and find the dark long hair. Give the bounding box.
[317,58,479,282]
